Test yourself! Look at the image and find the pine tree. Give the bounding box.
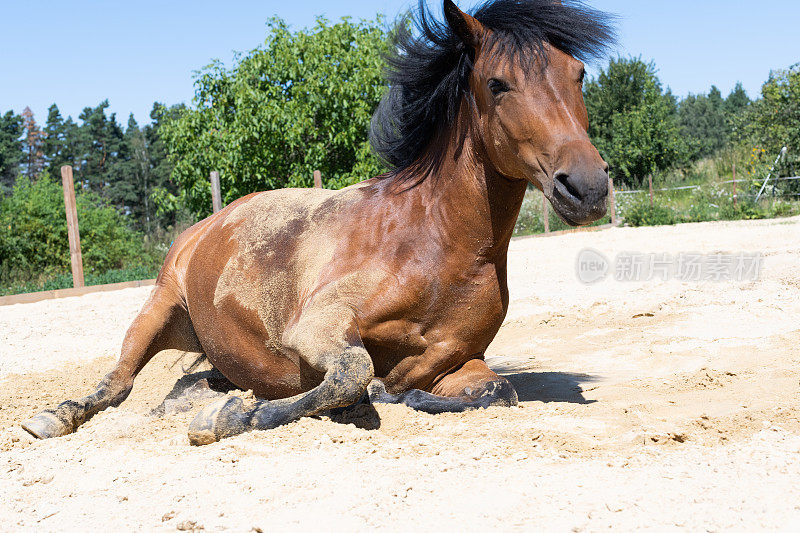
[145,102,183,227]
[678,86,729,158]
[118,115,153,231]
[725,82,751,116]
[42,104,80,174]
[76,101,124,200]
[0,110,24,194]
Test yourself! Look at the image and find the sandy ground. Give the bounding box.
[1,216,800,531]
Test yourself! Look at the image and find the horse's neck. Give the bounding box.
[409,130,528,265]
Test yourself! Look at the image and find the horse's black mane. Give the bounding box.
[369,0,615,181]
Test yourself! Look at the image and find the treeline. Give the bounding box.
[0,101,186,232]
[584,57,799,189]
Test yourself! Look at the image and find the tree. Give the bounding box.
[723,82,752,149]
[161,16,390,216]
[743,63,800,178]
[42,104,80,174]
[725,82,751,116]
[21,107,45,179]
[145,102,184,227]
[110,115,147,225]
[0,110,23,194]
[75,100,125,201]
[107,104,186,232]
[678,86,728,158]
[678,83,751,160]
[584,57,689,187]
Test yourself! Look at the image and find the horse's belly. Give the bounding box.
[182,214,323,399]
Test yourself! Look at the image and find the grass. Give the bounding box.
[512,156,800,235]
[615,156,800,227]
[0,265,160,297]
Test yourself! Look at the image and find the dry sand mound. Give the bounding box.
[1,216,800,531]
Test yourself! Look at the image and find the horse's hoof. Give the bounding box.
[188,397,248,446]
[21,411,72,440]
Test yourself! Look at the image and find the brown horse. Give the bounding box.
[23,0,614,445]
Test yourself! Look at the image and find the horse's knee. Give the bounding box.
[284,315,374,407]
[431,359,501,396]
[326,346,374,407]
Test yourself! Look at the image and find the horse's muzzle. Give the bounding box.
[550,168,609,226]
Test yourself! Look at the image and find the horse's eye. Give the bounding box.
[579,69,586,85]
[488,78,510,97]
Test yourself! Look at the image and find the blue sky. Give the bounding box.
[1,1,798,125]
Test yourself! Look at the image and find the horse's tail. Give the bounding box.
[169,352,209,374]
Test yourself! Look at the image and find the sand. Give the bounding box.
[1,216,799,531]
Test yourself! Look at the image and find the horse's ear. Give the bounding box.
[443,0,484,51]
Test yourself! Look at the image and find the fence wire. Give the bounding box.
[614,176,800,196]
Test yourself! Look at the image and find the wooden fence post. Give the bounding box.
[732,163,737,208]
[210,171,222,213]
[313,170,322,189]
[608,174,617,225]
[61,165,84,288]
[542,192,550,234]
[648,175,654,207]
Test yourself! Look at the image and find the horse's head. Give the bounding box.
[444,0,611,226]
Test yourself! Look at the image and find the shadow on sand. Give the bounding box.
[150,368,239,417]
[501,370,598,404]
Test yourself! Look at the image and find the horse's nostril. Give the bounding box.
[555,172,583,201]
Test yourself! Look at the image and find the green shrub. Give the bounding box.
[767,200,800,218]
[682,202,717,223]
[715,197,800,221]
[0,176,151,286]
[623,201,677,227]
[718,199,762,220]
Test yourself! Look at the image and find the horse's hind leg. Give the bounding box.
[22,284,201,439]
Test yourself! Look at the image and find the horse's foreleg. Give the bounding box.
[22,285,200,439]
[369,359,518,413]
[187,314,373,445]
